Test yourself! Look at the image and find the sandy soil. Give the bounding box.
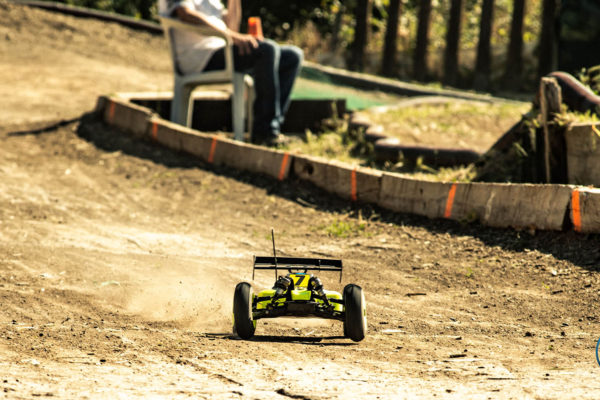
[2,2,600,398]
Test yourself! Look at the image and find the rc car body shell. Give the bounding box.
[255,289,343,312]
[233,255,367,341]
[254,272,345,320]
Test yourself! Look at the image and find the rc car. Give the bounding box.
[233,234,367,342]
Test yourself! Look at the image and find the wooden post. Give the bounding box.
[539,77,562,182]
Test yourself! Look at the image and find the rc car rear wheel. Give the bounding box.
[343,284,366,342]
[233,282,256,340]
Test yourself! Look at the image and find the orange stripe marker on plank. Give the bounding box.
[208,136,218,164]
[351,168,358,202]
[572,189,582,232]
[278,152,290,181]
[592,125,600,137]
[444,183,457,218]
[151,121,158,141]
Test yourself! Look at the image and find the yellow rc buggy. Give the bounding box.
[233,236,367,342]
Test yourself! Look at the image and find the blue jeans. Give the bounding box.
[204,40,303,142]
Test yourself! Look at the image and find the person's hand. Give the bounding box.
[229,31,258,55]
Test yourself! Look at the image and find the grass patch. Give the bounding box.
[364,101,529,154]
[282,126,479,183]
[577,65,600,95]
[465,267,474,279]
[321,219,368,238]
[385,161,477,183]
[285,129,365,165]
[556,110,600,125]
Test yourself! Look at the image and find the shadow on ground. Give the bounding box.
[205,333,353,346]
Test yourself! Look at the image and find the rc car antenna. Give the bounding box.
[271,229,278,280]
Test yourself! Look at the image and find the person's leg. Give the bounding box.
[203,47,226,71]
[277,46,303,124]
[228,40,282,143]
[204,41,285,144]
[247,40,281,142]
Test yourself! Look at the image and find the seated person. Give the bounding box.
[160,0,303,146]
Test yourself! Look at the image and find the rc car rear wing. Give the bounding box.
[253,230,344,282]
[252,256,343,282]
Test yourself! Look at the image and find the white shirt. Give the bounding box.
[159,0,227,74]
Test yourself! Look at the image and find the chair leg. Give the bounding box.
[232,74,246,141]
[245,75,255,141]
[171,82,183,125]
[171,81,194,127]
[182,85,195,128]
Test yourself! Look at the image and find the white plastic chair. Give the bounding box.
[160,16,254,141]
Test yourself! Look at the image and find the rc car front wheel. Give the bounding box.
[233,282,256,340]
[343,284,367,342]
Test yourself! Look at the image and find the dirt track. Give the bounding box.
[2,2,600,398]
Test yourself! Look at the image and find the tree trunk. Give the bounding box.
[443,0,463,86]
[329,15,341,53]
[537,0,559,79]
[503,0,526,90]
[413,0,432,81]
[381,0,402,76]
[349,0,371,72]
[473,0,495,91]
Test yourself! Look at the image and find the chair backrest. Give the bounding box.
[160,18,184,76]
[159,16,235,81]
